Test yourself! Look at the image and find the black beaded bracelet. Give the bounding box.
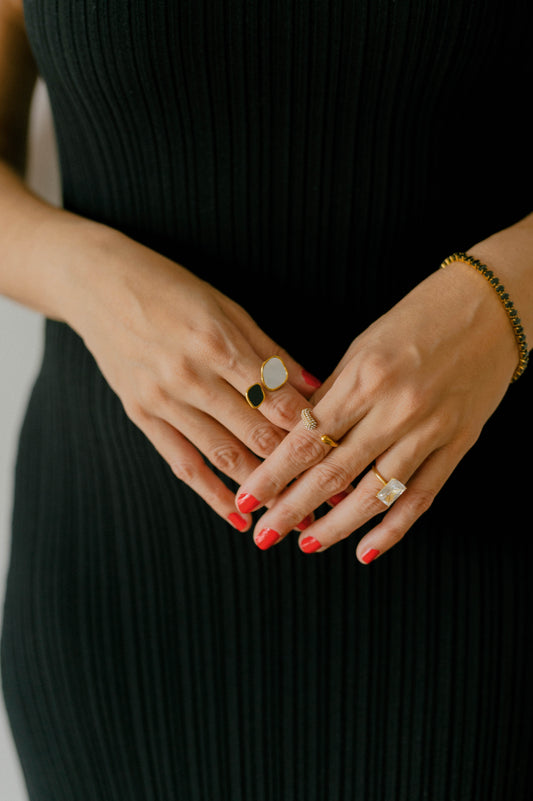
[440,251,529,383]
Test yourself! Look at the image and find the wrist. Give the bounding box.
[47,216,133,331]
[441,252,528,382]
[465,216,533,348]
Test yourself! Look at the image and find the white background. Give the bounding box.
[0,80,61,801]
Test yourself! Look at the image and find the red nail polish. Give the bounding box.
[228,512,248,532]
[237,493,260,513]
[302,369,322,388]
[361,548,380,564]
[255,528,281,550]
[300,536,322,553]
[328,491,349,506]
[295,514,313,531]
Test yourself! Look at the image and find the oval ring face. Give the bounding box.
[261,356,288,391]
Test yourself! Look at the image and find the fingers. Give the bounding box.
[234,381,375,512]
[133,410,259,532]
[246,415,456,552]
[252,442,459,562]
[219,296,322,399]
[220,355,321,433]
[352,446,458,564]
[135,406,314,535]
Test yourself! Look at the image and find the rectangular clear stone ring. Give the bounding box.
[372,464,407,507]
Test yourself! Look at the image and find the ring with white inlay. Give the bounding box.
[372,464,407,507]
[245,356,289,408]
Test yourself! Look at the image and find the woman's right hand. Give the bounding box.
[64,225,319,530]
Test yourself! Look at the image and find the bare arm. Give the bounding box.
[0,0,117,320]
[0,1,322,530]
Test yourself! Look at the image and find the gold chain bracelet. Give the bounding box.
[440,252,529,383]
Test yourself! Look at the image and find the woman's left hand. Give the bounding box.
[234,260,519,562]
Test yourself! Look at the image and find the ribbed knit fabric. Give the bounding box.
[2,1,533,799]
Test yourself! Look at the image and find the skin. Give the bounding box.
[0,0,317,530]
[237,229,533,560]
[1,0,532,558]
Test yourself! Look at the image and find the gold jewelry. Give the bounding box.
[320,434,339,447]
[440,252,529,382]
[372,464,406,507]
[246,356,289,408]
[301,410,339,446]
[301,408,318,430]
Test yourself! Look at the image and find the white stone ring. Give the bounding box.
[372,464,407,507]
[245,356,289,408]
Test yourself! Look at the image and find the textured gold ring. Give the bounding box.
[372,464,406,507]
[301,408,318,430]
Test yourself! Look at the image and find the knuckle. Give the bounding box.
[397,383,430,422]
[404,487,435,516]
[312,460,352,496]
[175,354,202,391]
[122,397,146,425]
[286,433,325,468]
[169,459,197,485]
[358,349,395,395]
[456,424,482,452]
[208,442,245,475]
[384,524,408,547]
[248,424,283,457]
[267,392,302,427]
[137,377,169,412]
[199,319,239,367]
[274,500,307,527]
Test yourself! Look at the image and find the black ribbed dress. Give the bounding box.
[2,1,533,799]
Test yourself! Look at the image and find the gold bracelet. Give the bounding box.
[440,252,529,382]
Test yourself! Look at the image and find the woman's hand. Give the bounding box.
[235,260,519,559]
[64,225,320,530]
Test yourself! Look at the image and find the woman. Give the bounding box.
[1,0,532,798]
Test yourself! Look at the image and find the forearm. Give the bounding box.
[0,158,113,322]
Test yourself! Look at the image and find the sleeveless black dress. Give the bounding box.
[2,2,533,799]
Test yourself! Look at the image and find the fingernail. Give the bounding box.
[328,491,349,506]
[237,493,260,513]
[361,548,380,564]
[255,528,281,550]
[295,514,314,531]
[300,536,322,553]
[228,512,248,532]
[302,369,322,388]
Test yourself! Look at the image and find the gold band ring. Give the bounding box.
[372,464,407,507]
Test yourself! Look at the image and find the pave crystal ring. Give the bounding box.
[372,464,406,507]
[246,356,289,408]
[301,408,319,429]
[301,409,339,446]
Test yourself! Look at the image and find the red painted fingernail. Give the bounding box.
[300,536,322,553]
[361,548,380,564]
[295,514,314,531]
[228,513,248,532]
[255,528,281,550]
[302,369,322,388]
[328,491,349,506]
[237,493,260,513]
